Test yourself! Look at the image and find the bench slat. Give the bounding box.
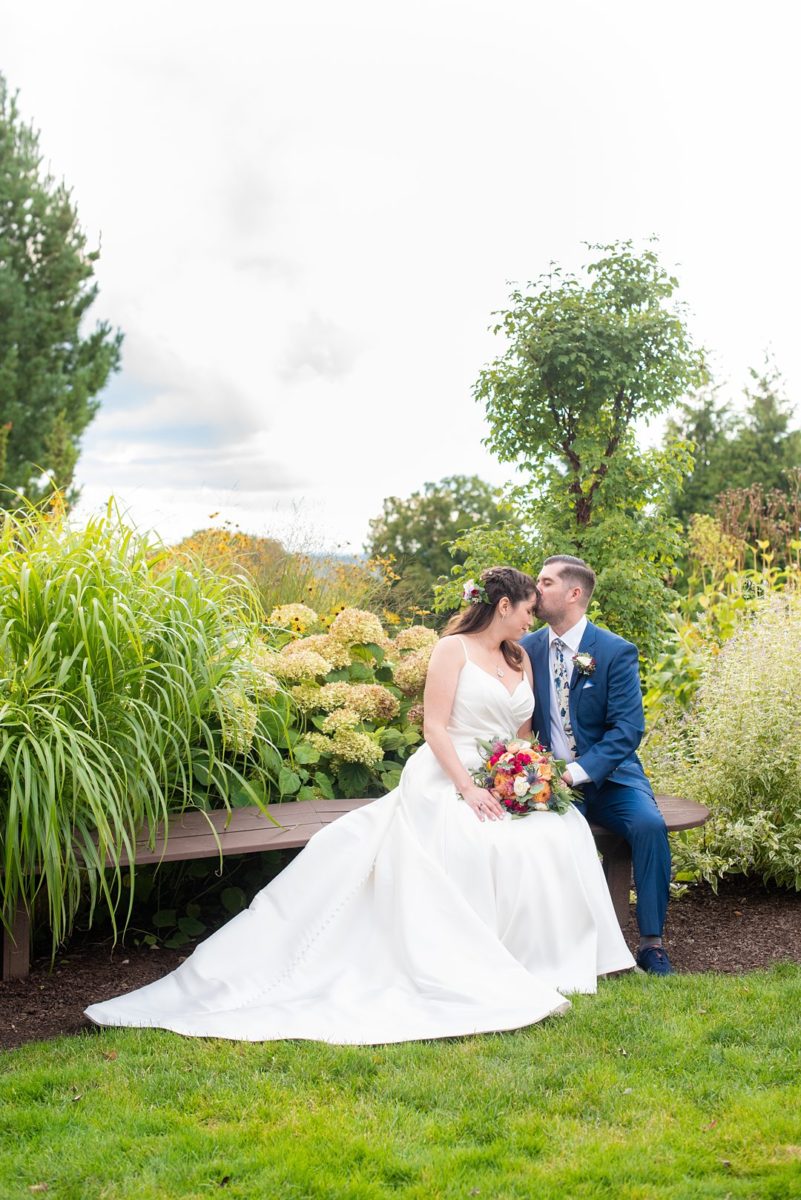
[1,793,708,980]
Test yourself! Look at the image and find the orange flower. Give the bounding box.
[492,773,516,800]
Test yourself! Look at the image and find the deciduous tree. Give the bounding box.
[442,242,706,658]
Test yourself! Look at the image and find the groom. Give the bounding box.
[520,555,672,975]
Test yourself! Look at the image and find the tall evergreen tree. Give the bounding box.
[0,75,122,504]
[666,357,800,527]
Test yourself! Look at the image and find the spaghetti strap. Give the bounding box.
[455,635,471,663]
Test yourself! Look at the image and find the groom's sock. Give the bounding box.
[639,935,662,950]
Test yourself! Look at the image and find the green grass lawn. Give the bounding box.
[2,966,800,1200]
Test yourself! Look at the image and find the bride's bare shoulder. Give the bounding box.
[428,634,466,664]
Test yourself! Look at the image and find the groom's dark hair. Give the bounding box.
[543,555,596,602]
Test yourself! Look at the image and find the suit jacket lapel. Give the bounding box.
[569,621,597,722]
[531,628,551,741]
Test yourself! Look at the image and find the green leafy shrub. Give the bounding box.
[262,605,435,801]
[643,590,801,889]
[643,527,801,721]
[0,501,285,950]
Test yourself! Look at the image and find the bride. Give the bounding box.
[86,567,634,1043]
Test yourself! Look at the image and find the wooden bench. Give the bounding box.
[1,793,709,981]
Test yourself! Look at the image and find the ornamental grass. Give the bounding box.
[644,589,801,889]
[0,501,283,952]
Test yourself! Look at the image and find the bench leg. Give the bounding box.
[601,838,633,929]
[2,908,31,980]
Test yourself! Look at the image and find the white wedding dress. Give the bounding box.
[85,646,634,1043]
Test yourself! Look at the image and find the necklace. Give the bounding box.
[496,663,505,678]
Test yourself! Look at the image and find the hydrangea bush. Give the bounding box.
[257,605,439,800]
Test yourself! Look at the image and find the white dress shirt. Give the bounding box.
[547,616,590,787]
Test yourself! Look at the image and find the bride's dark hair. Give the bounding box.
[444,566,538,670]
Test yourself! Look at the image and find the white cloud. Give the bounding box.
[3,0,799,550]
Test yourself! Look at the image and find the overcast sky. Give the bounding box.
[3,1,799,552]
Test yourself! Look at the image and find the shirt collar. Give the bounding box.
[548,615,587,655]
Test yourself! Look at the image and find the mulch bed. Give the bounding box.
[2,876,800,1053]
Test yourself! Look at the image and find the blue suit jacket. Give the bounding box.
[520,621,653,794]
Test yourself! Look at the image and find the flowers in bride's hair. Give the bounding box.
[572,652,596,676]
[471,735,577,817]
[462,578,489,606]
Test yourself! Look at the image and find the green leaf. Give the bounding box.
[278,766,302,796]
[297,785,318,802]
[378,728,405,751]
[314,771,335,799]
[337,762,370,797]
[221,887,248,914]
[177,915,207,937]
[293,741,320,765]
[164,932,192,949]
[347,661,373,682]
[152,909,177,930]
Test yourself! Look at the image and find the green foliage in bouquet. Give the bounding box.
[0,499,286,951]
[643,590,801,889]
[263,604,435,801]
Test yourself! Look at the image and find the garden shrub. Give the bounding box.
[262,605,436,801]
[643,590,801,889]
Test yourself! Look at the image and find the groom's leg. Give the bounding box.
[582,783,671,937]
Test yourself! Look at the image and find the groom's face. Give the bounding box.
[534,566,572,625]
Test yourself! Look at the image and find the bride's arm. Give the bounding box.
[422,638,505,821]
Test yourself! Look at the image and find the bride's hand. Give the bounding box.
[461,784,505,822]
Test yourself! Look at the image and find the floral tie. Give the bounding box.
[552,638,578,756]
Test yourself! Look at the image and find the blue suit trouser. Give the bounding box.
[574,781,671,937]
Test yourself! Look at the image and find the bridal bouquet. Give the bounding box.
[471,736,577,817]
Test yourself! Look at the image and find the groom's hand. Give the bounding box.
[562,769,574,785]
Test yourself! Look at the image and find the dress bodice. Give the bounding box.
[447,658,534,757]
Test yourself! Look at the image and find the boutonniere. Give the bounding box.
[572,652,596,676]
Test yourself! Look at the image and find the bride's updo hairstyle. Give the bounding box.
[444,566,537,670]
